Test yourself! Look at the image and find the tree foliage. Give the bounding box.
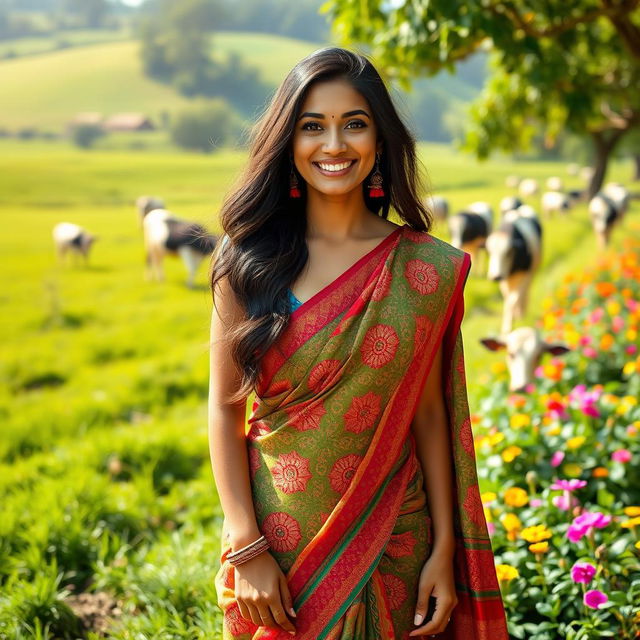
[324,0,640,192]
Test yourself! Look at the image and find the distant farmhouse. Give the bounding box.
[67,112,156,133]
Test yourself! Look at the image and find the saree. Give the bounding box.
[215,224,508,639]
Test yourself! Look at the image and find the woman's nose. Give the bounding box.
[322,128,347,154]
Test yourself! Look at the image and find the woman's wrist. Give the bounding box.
[229,526,263,551]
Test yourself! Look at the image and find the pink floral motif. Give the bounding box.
[308,359,342,393]
[361,324,399,369]
[386,531,417,558]
[381,573,408,610]
[286,399,326,431]
[344,391,382,433]
[372,266,393,301]
[405,259,440,295]
[459,417,475,457]
[271,451,312,494]
[329,453,362,494]
[225,601,253,635]
[262,512,302,552]
[463,484,486,527]
[246,420,272,441]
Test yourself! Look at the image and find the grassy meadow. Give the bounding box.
[1,133,638,637]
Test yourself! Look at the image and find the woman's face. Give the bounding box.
[292,77,380,198]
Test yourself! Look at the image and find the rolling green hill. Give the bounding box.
[0,31,481,133]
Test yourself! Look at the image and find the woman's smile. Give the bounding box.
[312,159,358,176]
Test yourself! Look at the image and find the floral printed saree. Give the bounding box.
[215,224,508,639]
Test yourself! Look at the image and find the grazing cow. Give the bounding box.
[447,201,493,270]
[505,175,521,189]
[518,178,539,198]
[52,222,98,266]
[136,195,165,227]
[480,327,570,392]
[588,192,621,250]
[143,209,217,287]
[541,191,571,218]
[603,182,630,219]
[546,176,564,192]
[500,196,523,216]
[568,189,586,204]
[486,210,543,335]
[426,195,449,224]
[579,166,595,183]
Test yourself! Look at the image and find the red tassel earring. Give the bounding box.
[289,162,301,198]
[367,153,385,198]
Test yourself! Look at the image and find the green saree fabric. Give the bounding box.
[215,224,508,639]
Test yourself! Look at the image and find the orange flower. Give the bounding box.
[599,334,614,351]
[595,282,616,297]
[592,467,609,478]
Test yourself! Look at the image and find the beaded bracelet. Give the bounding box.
[227,535,270,567]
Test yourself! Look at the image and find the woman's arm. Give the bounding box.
[208,275,262,549]
[411,341,455,556]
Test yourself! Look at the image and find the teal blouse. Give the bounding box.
[288,289,303,312]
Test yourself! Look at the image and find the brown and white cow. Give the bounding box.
[143,209,217,288]
[52,222,98,266]
[481,327,570,392]
[486,208,543,335]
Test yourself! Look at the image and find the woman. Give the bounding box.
[208,47,508,639]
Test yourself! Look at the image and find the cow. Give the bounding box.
[588,192,621,250]
[505,175,520,189]
[603,182,630,219]
[518,178,539,198]
[143,209,217,287]
[485,209,543,335]
[500,196,523,216]
[545,176,564,192]
[52,222,98,266]
[447,201,493,272]
[541,191,572,218]
[426,195,449,225]
[136,195,165,228]
[480,327,570,392]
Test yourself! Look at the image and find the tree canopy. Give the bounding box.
[324,0,640,193]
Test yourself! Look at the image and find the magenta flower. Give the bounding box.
[611,449,632,463]
[550,451,565,468]
[584,589,608,609]
[579,335,592,346]
[550,479,587,491]
[567,511,612,542]
[583,346,597,358]
[547,399,568,420]
[553,494,578,511]
[487,522,496,536]
[571,562,596,584]
[589,308,604,324]
[626,344,638,355]
[568,384,601,418]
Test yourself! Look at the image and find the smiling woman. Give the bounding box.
[207,47,508,639]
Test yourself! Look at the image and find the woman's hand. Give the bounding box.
[409,549,458,637]
[234,551,297,635]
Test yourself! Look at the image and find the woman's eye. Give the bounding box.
[302,122,322,131]
[346,120,366,129]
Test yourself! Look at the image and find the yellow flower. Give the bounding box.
[491,361,507,375]
[521,525,553,543]
[501,513,522,540]
[606,301,621,316]
[496,564,519,581]
[563,463,583,477]
[529,541,549,554]
[546,424,561,436]
[567,436,586,450]
[635,541,640,550]
[621,516,640,529]
[623,361,637,376]
[489,432,505,446]
[626,329,637,342]
[504,487,528,507]
[481,492,497,504]
[484,507,493,522]
[624,506,640,517]
[510,413,531,429]
[502,446,523,462]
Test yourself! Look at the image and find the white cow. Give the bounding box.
[143,209,217,288]
[481,327,570,391]
[486,209,543,335]
[518,178,539,198]
[52,222,98,266]
[541,191,571,218]
[545,176,564,192]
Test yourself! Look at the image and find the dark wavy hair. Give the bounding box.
[209,46,432,402]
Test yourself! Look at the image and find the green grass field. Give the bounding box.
[1,136,637,637]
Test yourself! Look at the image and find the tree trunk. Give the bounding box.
[634,153,640,181]
[588,130,625,199]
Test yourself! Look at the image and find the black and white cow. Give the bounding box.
[500,196,523,216]
[136,195,165,227]
[52,222,98,266]
[447,201,493,270]
[480,327,570,392]
[587,185,629,250]
[485,209,543,335]
[426,195,449,225]
[541,191,572,218]
[143,209,217,287]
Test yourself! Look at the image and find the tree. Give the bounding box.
[324,0,640,196]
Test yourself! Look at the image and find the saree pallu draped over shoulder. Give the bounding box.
[215,224,509,640]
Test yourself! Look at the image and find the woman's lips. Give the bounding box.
[312,159,357,177]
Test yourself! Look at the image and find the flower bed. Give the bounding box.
[473,237,640,639]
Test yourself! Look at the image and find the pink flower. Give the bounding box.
[583,347,597,358]
[568,385,601,418]
[547,399,568,420]
[589,308,604,323]
[584,589,608,609]
[553,494,578,511]
[571,562,596,584]
[530,498,543,507]
[611,449,632,463]
[626,344,638,355]
[612,316,625,332]
[487,522,496,536]
[550,479,587,491]
[534,365,544,378]
[579,336,592,346]
[550,451,565,468]
[567,511,611,542]
[524,383,536,394]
